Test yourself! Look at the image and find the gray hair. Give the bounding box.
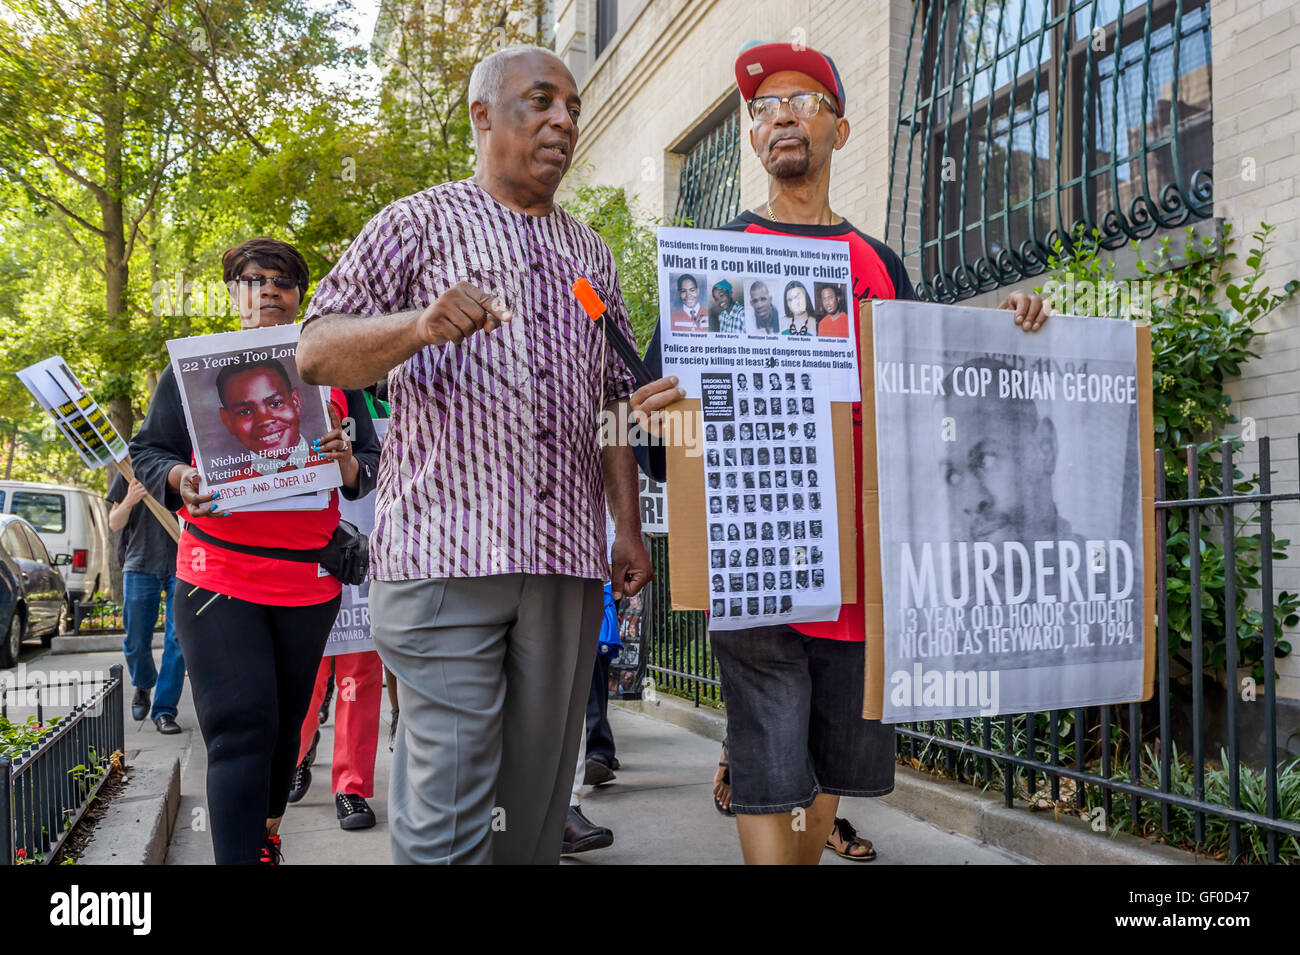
[467,45,565,111]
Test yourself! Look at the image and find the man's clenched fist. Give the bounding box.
[418,282,512,346]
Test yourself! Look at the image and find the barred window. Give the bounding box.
[673,107,741,230]
[888,0,1213,302]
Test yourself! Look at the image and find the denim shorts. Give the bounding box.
[710,625,895,814]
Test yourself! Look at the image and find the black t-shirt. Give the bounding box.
[107,471,179,579]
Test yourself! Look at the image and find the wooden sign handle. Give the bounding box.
[110,457,182,543]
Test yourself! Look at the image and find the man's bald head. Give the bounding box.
[468,45,569,112]
[467,45,580,205]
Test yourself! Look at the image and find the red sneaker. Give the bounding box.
[259,834,283,866]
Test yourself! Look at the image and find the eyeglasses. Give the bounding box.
[234,273,300,290]
[747,92,840,122]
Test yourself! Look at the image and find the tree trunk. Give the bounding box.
[3,428,15,480]
[101,47,133,442]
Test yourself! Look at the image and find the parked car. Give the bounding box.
[0,481,111,619]
[0,513,70,667]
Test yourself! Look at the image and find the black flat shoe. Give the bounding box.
[131,688,149,722]
[336,793,376,831]
[154,714,182,735]
[561,806,613,854]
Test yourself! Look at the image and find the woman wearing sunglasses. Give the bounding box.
[129,237,382,865]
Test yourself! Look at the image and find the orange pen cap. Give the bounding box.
[572,277,607,320]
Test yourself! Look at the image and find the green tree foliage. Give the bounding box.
[0,0,359,441]
[1,1,554,487]
[563,181,660,350]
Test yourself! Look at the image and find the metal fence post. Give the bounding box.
[0,756,11,866]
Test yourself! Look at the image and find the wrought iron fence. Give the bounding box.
[887,0,1214,303]
[644,440,1300,862]
[645,536,723,706]
[0,664,124,864]
[673,109,742,231]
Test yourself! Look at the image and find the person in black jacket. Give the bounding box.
[130,238,381,865]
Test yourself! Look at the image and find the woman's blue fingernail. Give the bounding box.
[211,491,220,499]
[208,504,217,512]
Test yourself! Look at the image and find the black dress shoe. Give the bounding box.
[583,756,616,786]
[561,806,613,854]
[131,688,150,722]
[336,793,376,830]
[154,714,182,735]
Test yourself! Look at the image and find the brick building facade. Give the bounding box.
[556,0,1300,719]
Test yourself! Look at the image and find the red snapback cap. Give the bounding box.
[734,41,846,115]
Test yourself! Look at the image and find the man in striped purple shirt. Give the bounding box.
[298,45,652,865]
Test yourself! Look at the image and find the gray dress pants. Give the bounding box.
[370,574,603,864]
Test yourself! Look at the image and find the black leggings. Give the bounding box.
[174,585,341,865]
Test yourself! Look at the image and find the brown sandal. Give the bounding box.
[825,817,876,861]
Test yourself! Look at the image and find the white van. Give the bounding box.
[0,481,112,614]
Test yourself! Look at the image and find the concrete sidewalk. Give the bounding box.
[15,644,1029,865]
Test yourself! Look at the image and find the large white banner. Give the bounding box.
[873,301,1145,722]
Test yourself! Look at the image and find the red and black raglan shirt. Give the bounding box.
[635,211,917,642]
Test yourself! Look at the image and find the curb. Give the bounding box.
[883,765,1210,865]
[78,749,181,866]
[617,695,1208,865]
[52,633,161,654]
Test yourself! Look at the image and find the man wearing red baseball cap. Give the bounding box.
[630,41,1050,865]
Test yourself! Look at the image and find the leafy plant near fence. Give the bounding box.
[1038,223,1300,682]
[902,715,1299,863]
[1091,744,1300,865]
[0,714,59,759]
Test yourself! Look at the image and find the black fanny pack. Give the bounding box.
[185,519,369,586]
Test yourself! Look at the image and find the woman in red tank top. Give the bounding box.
[130,238,381,865]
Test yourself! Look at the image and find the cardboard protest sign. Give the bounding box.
[698,369,842,629]
[166,324,342,509]
[863,300,1155,722]
[658,230,858,616]
[665,402,857,611]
